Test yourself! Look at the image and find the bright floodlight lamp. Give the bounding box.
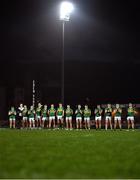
[60,2,74,21]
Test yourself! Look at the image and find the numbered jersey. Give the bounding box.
[65,108,73,117]
[83,109,91,117]
[127,107,135,116]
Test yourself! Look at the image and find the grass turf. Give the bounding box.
[0,129,140,179]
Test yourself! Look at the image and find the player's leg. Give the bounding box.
[32,118,35,129]
[69,117,73,130]
[127,117,130,130]
[114,117,117,130]
[131,117,135,130]
[109,117,112,130]
[79,118,82,129]
[95,117,98,130]
[99,117,102,129]
[53,117,56,129]
[13,119,16,129]
[118,117,122,130]
[60,117,64,129]
[49,117,52,129]
[65,117,69,130]
[76,118,79,129]
[87,118,90,130]
[9,118,12,128]
[105,117,108,130]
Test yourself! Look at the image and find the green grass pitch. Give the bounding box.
[0,129,140,179]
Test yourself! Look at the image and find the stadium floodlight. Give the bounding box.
[60,2,74,105]
[60,1,74,21]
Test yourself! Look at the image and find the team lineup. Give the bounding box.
[8,103,136,130]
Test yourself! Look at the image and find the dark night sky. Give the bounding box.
[0,0,140,113]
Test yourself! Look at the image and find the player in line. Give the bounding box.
[56,103,64,129]
[48,104,56,129]
[84,105,91,130]
[105,104,113,130]
[8,106,16,129]
[94,105,103,130]
[113,104,122,130]
[127,103,136,131]
[75,105,83,130]
[65,105,73,130]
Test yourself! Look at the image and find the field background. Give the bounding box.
[0,129,140,179]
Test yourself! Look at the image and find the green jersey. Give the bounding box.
[114,108,122,117]
[65,108,73,117]
[9,110,16,119]
[48,108,56,116]
[22,109,28,117]
[36,107,42,116]
[42,109,47,117]
[127,107,135,116]
[83,109,91,117]
[105,108,112,116]
[75,109,82,117]
[28,110,35,118]
[95,108,102,117]
[57,107,64,116]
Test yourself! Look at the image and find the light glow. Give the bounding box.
[60,2,74,21]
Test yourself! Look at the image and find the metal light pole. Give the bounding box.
[60,2,74,105]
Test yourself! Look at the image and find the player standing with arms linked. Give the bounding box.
[41,105,48,128]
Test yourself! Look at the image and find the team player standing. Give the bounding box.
[8,103,137,131]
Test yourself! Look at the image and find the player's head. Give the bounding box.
[11,106,15,111]
[107,104,111,108]
[44,105,47,110]
[85,105,88,110]
[116,104,119,108]
[97,105,101,109]
[24,105,27,109]
[20,103,23,107]
[51,104,54,108]
[30,105,34,110]
[38,103,42,108]
[59,103,62,108]
[78,105,81,109]
[67,105,70,109]
[129,103,132,108]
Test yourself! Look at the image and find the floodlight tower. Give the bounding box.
[60,1,74,106]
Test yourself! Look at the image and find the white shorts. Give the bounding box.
[95,116,101,121]
[57,116,63,120]
[66,117,72,121]
[9,118,15,121]
[84,117,90,121]
[42,117,47,121]
[114,116,121,121]
[105,116,111,121]
[23,117,28,121]
[127,116,134,121]
[29,118,34,122]
[76,117,82,121]
[37,116,41,119]
[49,116,55,121]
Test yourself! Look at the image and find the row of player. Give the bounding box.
[8,103,136,130]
